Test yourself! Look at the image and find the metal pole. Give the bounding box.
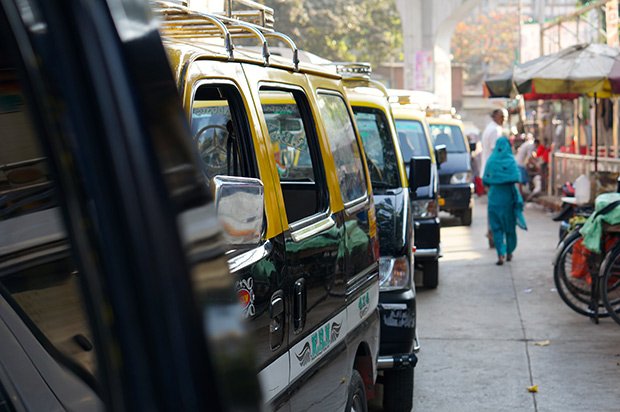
[517,0,522,62]
[595,93,599,172]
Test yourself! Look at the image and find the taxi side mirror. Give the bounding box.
[408,156,431,194]
[469,142,477,153]
[435,144,448,166]
[213,176,264,247]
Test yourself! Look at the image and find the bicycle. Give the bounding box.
[553,202,620,323]
[596,223,620,326]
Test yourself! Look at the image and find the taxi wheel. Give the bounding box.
[383,367,414,412]
[422,260,439,289]
[460,208,473,226]
[346,370,368,412]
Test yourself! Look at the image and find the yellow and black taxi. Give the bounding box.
[340,64,429,412]
[427,113,474,226]
[155,2,381,410]
[390,96,445,289]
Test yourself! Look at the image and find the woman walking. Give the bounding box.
[483,137,527,265]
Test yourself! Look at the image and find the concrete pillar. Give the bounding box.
[395,0,423,90]
[396,0,482,107]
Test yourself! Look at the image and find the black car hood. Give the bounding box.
[438,152,471,176]
[374,188,409,256]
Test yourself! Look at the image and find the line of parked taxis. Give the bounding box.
[157,2,458,410]
[0,0,469,410]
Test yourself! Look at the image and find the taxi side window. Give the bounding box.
[192,84,256,182]
[259,88,327,224]
[317,92,367,204]
[0,52,97,382]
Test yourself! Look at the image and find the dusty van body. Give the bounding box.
[156,3,381,410]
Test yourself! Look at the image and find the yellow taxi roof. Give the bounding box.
[390,104,427,122]
[427,116,464,127]
[344,80,390,111]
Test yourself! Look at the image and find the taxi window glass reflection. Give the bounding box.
[259,88,327,224]
[353,108,399,190]
[395,119,430,160]
[429,124,467,153]
[318,93,367,203]
[192,85,255,182]
[260,91,314,182]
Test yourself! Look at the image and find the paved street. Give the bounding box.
[411,197,620,411]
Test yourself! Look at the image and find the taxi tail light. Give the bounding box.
[427,200,438,216]
[412,199,437,219]
[379,256,411,291]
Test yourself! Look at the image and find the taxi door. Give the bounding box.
[179,59,291,408]
[243,63,350,410]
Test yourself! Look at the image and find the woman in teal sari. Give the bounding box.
[483,137,527,265]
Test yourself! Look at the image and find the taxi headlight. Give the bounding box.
[379,256,411,291]
[412,199,438,219]
[450,172,472,184]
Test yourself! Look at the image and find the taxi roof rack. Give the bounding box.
[152,0,300,71]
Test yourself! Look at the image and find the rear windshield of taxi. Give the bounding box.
[394,119,430,160]
[429,123,467,153]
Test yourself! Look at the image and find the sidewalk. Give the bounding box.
[412,196,620,412]
[533,194,563,212]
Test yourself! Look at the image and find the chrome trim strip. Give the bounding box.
[414,248,439,258]
[346,262,379,288]
[377,356,395,369]
[344,194,369,216]
[413,328,420,352]
[290,216,335,243]
[228,241,273,273]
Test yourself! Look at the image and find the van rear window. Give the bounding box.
[394,120,430,160]
[429,124,467,153]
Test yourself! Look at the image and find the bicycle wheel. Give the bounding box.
[553,230,607,317]
[600,243,620,325]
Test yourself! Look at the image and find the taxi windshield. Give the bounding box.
[353,108,400,190]
[429,123,467,153]
[394,119,430,161]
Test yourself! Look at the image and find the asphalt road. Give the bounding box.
[380,196,620,411]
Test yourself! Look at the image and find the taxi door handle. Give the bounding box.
[293,278,306,333]
[269,291,284,350]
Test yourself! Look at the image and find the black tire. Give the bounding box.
[422,260,438,289]
[383,367,414,412]
[460,208,473,226]
[600,243,620,325]
[553,230,607,318]
[346,370,367,412]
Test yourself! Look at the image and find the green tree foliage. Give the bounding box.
[451,10,519,89]
[258,0,403,66]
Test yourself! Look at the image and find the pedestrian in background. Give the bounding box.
[483,137,527,266]
[481,109,506,175]
[467,132,485,196]
[481,108,506,247]
[515,135,539,194]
